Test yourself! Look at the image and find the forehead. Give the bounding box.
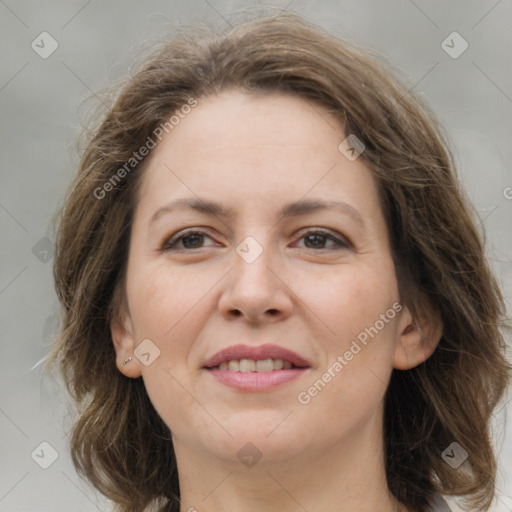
[169,90,338,147]
[134,90,382,227]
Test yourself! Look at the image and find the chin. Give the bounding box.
[223,415,308,454]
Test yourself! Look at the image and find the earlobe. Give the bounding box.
[110,308,142,378]
[393,303,443,370]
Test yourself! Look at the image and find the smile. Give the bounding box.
[210,358,297,371]
[203,343,311,391]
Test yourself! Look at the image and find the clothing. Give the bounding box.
[428,494,452,511]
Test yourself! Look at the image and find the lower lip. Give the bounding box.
[205,368,308,391]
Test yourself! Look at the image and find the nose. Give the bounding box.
[217,238,293,324]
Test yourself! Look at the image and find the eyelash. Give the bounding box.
[161,228,351,252]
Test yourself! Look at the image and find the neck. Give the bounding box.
[174,410,407,512]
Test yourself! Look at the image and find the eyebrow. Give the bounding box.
[150,197,364,227]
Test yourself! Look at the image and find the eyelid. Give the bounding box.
[160,226,353,252]
[292,228,352,249]
[160,227,217,251]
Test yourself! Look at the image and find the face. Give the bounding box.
[112,90,424,468]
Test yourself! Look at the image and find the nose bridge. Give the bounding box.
[232,232,276,292]
[218,231,291,321]
[235,233,267,266]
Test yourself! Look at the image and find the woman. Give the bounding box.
[45,11,511,512]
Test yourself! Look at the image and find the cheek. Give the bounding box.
[127,265,212,432]
[125,264,211,396]
[300,258,399,349]
[301,264,399,417]
[128,262,205,341]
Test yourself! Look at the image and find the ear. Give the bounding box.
[110,302,142,378]
[393,299,443,370]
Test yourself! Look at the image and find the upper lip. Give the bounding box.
[203,344,311,369]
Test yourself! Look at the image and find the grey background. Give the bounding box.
[1,0,511,511]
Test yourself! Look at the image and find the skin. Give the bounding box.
[111,90,443,512]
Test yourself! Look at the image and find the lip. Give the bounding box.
[202,344,311,369]
[202,344,311,392]
[206,368,308,391]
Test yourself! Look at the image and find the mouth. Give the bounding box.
[207,358,305,371]
[202,344,311,391]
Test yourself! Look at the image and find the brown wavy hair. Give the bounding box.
[45,9,511,512]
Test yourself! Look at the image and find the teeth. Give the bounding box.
[228,360,240,371]
[213,358,298,371]
[256,359,274,372]
[240,359,256,372]
[273,359,284,370]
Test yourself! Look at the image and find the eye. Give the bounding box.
[161,229,216,251]
[161,228,351,252]
[293,229,351,250]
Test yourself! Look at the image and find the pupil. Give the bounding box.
[183,234,202,248]
[306,234,324,248]
[181,234,326,249]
